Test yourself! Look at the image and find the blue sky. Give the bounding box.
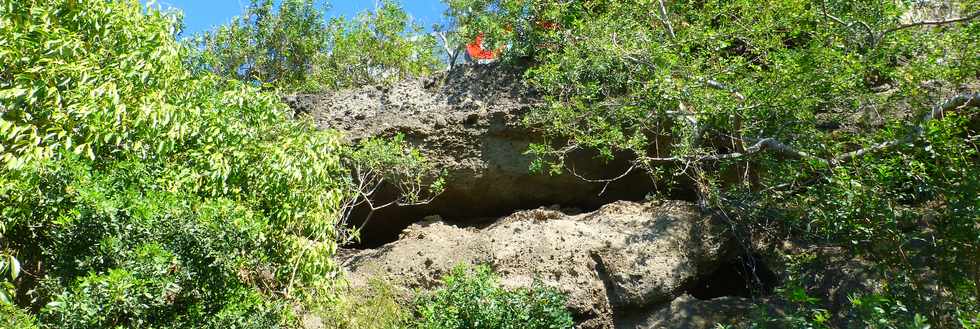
[145,0,449,37]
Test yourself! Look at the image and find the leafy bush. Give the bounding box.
[319,278,413,329]
[0,0,437,327]
[195,0,439,91]
[415,265,574,329]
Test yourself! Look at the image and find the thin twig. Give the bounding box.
[566,164,637,196]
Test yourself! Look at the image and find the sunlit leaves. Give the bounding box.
[0,0,434,326]
[2,1,445,324]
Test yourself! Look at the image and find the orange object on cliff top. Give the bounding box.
[466,21,558,60]
[466,33,499,60]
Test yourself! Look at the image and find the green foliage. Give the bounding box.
[194,0,329,90]
[321,0,441,89]
[195,0,440,91]
[1,303,38,329]
[320,268,575,329]
[0,0,438,327]
[444,0,564,61]
[415,265,574,329]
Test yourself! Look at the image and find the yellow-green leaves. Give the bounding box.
[0,1,439,326]
[0,87,28,101]
[0,0,359,325]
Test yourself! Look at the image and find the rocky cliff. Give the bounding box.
[286,64,657,247]
[288,65,771,328]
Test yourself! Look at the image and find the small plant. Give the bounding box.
[319,278,413,329]
[415,265,574,329]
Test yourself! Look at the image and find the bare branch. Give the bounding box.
[566,163,637,196]
[703,79,746,101]
[882,10,980,36]
[634,137,826,165]
[657,0,675,39]
[831,139,902,164]
[718,138,826,163]
[821,2,849,27]
[818,0,885,47]
[434,31,461,71]
[638,92,979,166]
[834,91,979,164]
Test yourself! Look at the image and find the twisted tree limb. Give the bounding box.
[552,91,977,201]
[820,0,980,48]
[832,91,979,164]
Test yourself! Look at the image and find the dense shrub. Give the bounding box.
[319,279,414,329]
[0,0,437,327]
[415,265,575,329]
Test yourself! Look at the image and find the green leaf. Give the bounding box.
[7,255,19,281]
[0,288,10,305]
[0,87,27,100]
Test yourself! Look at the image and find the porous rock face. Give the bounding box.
[340,200,736,328]
[285,65,654,245]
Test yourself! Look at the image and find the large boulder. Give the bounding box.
[339,200,735,328]
[285,65,655,245]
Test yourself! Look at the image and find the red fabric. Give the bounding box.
[467,33,498,60]
[467,21,557,60]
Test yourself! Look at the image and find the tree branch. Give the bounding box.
[637,92,979,166]
[833,91,979,164]
[882,10,980,36]
[657,0,675,39]
[703,79,746,101]
[435,31,461,71]
[566,163,637,196]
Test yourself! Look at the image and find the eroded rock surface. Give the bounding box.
[286,65,655,245]
[340,200,735,328]
[617,294,753,329]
